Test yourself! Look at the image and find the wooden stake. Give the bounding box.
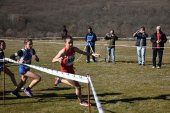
[3,58,5,105]
[87,75,91,113]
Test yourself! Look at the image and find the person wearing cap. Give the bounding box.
[150,26,167,69]
[84,27,97,63]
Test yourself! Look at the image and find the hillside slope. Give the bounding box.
[0,0,170,38]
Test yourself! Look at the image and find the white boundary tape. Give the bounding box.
[115,45,170,49]
[96,44,170,49]
[4,58,88,83]
[26,41,170,49]
[4,58,103,112]
[88,76,104,113]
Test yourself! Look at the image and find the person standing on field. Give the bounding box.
[85,27,97,63]
[61,25,68,40]
[150,26,167,69]
[105,29,118,64]
[133,26,148,66]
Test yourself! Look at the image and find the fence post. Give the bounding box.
[87,75,91,113]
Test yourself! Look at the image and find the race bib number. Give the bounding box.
[66,55,75,66]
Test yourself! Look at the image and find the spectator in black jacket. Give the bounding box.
[61,25,68,40]
[150,26,167,69]
[133,26,148,65]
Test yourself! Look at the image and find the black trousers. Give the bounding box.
[152,49,164,67]
[86,46,95,62]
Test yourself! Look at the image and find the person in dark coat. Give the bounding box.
[150,26,167,68]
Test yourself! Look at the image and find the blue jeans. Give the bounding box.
[107,47,115,64]
[137,46,146,65]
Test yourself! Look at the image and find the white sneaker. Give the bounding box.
[157,66,161,69]
[152,66,156,68]
[80,100,90,107]
[21,87,25,90]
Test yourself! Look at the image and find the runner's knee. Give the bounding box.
[75,83,81,89]
[34,75,41,82]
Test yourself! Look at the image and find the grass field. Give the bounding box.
[0,39,170,113]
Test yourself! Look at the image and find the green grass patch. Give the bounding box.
[0,40,170,113]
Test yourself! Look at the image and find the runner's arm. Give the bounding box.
[74,47,100,57]
[52,48,65,63]
[32,48,39,62]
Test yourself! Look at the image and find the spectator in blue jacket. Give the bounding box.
[133,26,148,66]
[85,27,97,63]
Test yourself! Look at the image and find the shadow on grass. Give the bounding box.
[34,93,77,99]
[0,93,77,105]
[100,94,170,104]
[0,87,72,102]
[34,92,122,101]
[0,91,122,106]
[97,92,122,97]
[0,95,29,100]
[116,60,138,64]
[82,92,122,107]
[34,87,72,91]
[0,91,12,96]
[2,92,170,106]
